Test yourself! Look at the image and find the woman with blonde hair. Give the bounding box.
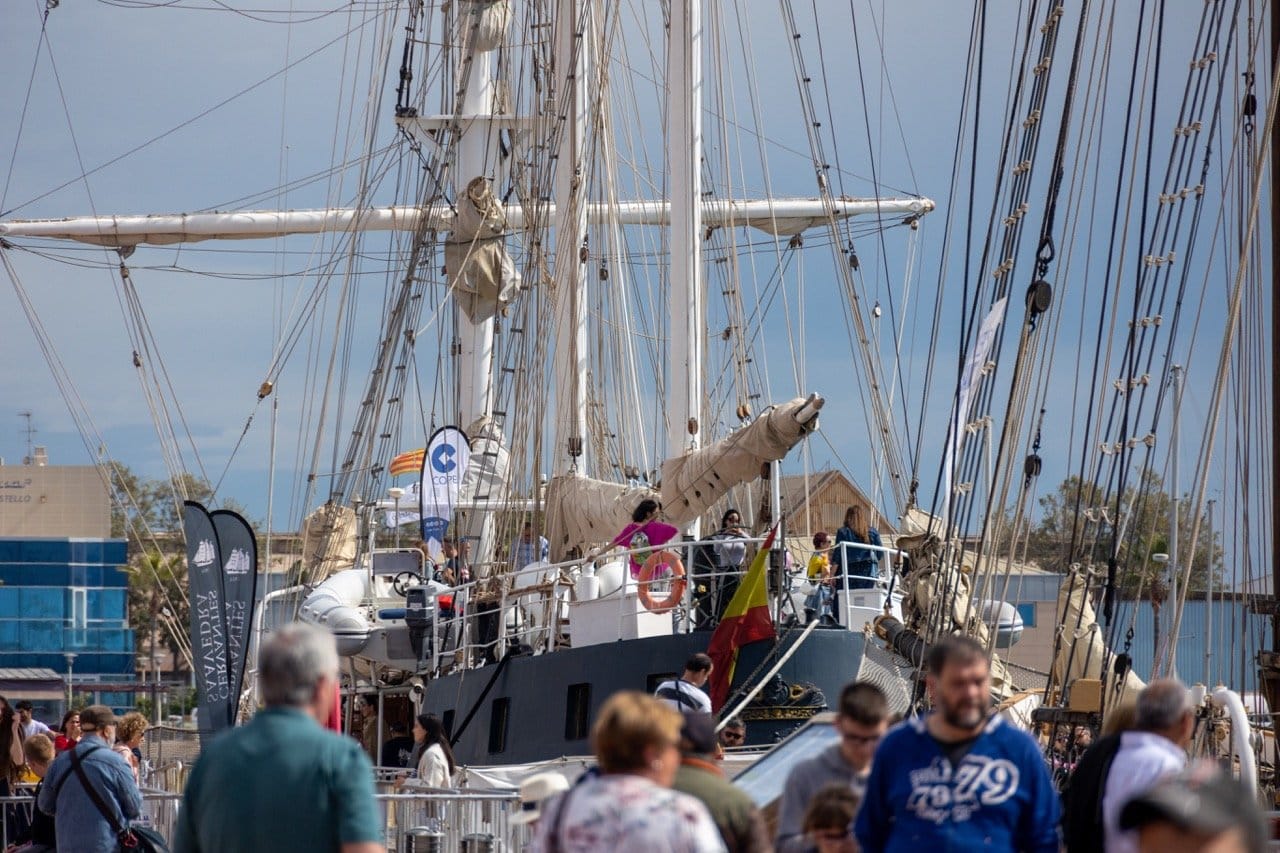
[833,506,882,595]
[113,711,148,785]
[531,691,724,851]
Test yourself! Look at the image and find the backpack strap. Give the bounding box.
[655,683,699,711]
[69,744,126,836]
[546,782,579,853]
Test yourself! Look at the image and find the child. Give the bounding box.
[804,532,835,623]
[803,783,861,852]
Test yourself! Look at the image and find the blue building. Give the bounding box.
[0,537,135,678]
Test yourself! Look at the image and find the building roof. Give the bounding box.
[0,668,63,682]
[776,471,896,534]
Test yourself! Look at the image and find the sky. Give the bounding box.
[0,0,1267,587]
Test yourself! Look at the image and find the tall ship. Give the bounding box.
[1,0,1276,794]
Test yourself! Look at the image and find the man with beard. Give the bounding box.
[855,636,1059,852]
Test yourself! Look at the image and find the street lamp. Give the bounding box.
[63,652,78,709]
[388,488,405,547]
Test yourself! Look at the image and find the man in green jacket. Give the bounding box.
[671,712,770,853]
[175,623,385,853]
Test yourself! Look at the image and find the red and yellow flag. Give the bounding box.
[388,448,425,477]
[706,523,778,710]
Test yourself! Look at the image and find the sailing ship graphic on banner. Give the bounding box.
[182,501,260,740]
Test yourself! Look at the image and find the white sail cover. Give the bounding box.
[456,417,510,578]
[461,0,512,51]
[299,502,358,582]
[660,396,820,526]
[544,475,660,555]
[1051,567,1145,707]
[446,177,520,323]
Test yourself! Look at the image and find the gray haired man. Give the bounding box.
[175,623,384,853]
[1102,678,1194,853]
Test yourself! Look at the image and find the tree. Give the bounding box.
[108,463,258,676]
[109,464,216,547]
[125,550,190,674]
[1023,471,1222,595]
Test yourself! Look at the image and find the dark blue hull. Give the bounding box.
[421,626,868,765]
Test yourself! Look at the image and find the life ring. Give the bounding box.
[637,550,687,612]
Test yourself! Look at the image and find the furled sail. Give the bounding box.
[660,395,823,526]
[544,475,660,556]
[455,416,510,578]
[543,395,821,554]
[895,526,1017,699]
[1050,566,1144,708]
[299,502,358,583]
[445,177,521,323]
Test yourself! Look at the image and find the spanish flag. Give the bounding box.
[706,523,778,710]
[388,448,425,477]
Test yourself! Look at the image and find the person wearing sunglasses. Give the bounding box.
[776,683,889,852]
[718,717,746,750]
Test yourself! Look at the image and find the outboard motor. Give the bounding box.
[405,585,435,663]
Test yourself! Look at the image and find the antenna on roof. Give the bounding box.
[18,411,36,464]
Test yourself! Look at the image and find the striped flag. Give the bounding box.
[388,448,425,476]
[706,523,778,710]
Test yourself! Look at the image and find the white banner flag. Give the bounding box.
[941,297,1007,521]
[418,426,470,562]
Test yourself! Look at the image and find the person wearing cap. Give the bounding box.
[671,712,770,852]
[38,704,142,853]
[174,623,383,853]
[510,771,570,830]
[1119,762,1266,853]
[1101,679,1193,853]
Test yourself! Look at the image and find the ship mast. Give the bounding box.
[668,0,703,538]
[451,1,503,432]
[551,0,591,479]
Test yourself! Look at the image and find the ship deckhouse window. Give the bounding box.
[442,709,456,739]
[565,683,591,741]
[488,697,510,754]
[647,673,676,694]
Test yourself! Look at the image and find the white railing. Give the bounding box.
[380,535,907,670]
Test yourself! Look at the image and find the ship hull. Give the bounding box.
[420,625,867,765]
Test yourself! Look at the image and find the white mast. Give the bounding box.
[1164,363,1183,678]
[668,0,702,537]
[551,0,591,478]
[452,1,504,429]
[0,198,934,247]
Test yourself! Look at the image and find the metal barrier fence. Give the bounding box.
[0,788,181,850]
[1,786,530,852]
[376,790,531,851]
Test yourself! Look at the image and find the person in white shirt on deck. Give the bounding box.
[17,701,52,739]
[654,653,714,714]
[1102,678,1193,853]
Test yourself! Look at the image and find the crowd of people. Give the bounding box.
[0,695,151,853]
[4,614,1271,852]
[519,637,1267,853]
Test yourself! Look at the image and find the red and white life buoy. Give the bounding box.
[637,550,687,612]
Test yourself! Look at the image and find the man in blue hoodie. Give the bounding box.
[855,636,1059,853]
